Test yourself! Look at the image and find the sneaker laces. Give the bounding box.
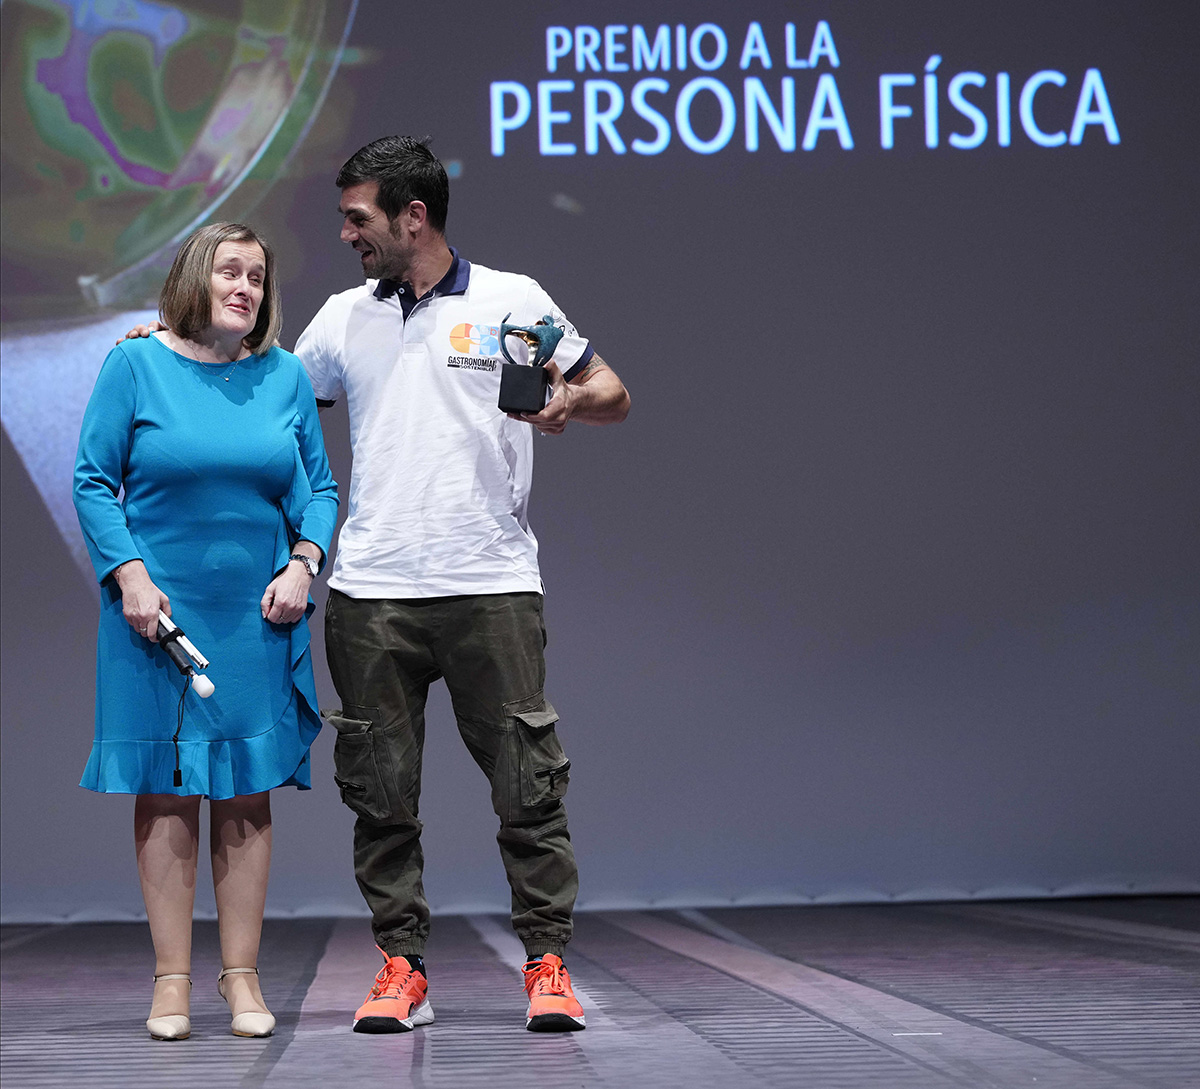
[371,959,417,999]
[524,957,567,998]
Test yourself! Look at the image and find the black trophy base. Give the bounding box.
[499,363,549,414]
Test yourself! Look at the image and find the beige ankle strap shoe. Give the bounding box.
[218,967,276,1037]
[147,973,191,1040]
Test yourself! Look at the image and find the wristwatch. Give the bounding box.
[289,553,319,578]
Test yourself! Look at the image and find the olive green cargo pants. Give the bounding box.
[324,589,576,959]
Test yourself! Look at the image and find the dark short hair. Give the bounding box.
[159,223,281,353]
[336,136,449,234]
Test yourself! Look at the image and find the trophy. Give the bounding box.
[497,313,562,414]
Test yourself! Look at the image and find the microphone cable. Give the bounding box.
[156,611,213,788]
[172,673,192,787]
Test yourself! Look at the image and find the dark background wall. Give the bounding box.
[2,0,1197,921]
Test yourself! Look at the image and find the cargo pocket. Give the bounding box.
[323,706,413,825]
[505,693,570,809]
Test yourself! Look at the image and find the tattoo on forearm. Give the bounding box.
[574,353,608,382]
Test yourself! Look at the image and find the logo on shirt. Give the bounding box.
[449,323,499,356]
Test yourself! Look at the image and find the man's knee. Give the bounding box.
[497,802,570,848]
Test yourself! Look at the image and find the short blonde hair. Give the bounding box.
[159,223,282,353]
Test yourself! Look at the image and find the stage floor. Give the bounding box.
[3,897,1197,1088]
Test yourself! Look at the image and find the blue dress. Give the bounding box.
[73,335,338,799]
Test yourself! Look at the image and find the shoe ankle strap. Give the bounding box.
[153,973,192,983]
[218,967,259,981]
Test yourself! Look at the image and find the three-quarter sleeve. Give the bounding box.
[74,347,141,583]
[292,365,338,564]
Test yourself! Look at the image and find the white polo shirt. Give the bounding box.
[295,254,592,598]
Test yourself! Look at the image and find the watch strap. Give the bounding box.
[289,553,318,578]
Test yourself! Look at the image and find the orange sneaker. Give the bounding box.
[522,954,586,1032]
[352,949,435,1034]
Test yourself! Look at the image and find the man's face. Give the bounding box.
[339,181,410,281]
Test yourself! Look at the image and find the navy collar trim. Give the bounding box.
[374,247,471,301]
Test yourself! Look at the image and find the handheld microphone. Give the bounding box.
[157,610,215,698]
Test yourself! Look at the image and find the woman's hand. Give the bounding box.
[261,563,312,625]
[261,541,321,625]
[115,561,171,641]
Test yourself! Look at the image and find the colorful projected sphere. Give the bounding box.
[1,0,356,318]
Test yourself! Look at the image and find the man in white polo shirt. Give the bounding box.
[296,136,629,1034]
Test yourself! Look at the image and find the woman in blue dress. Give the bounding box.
[74,223,338,1041]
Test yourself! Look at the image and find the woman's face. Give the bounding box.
[208,240,266,341]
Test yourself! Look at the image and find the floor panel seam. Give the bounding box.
[605,911,1167,1089]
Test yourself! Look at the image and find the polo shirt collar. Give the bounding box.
[374,247,471,301]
